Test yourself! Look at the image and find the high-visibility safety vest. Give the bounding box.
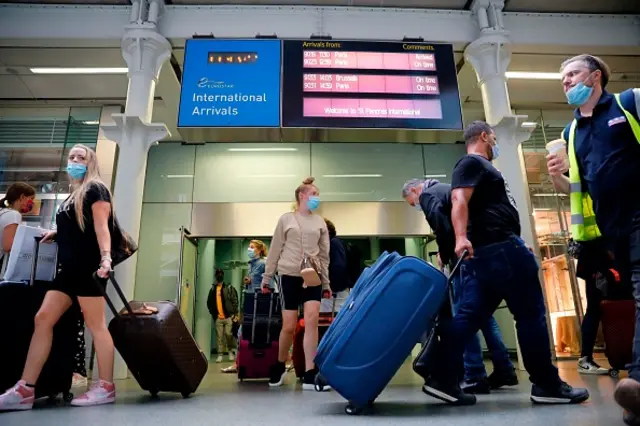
[566,93,640,241]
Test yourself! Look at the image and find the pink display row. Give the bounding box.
[303,74,439,95]
[303,51,436,71]
[303,98,443,119]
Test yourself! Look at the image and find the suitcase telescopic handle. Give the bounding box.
[447,249,469,285]
[92,271,136,318]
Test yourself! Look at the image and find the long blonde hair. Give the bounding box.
[64,144,112,231]
[250,239,268,258]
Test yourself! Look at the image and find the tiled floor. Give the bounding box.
[0,357,627,426]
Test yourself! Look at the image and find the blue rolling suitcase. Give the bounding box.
[314,251,459,415]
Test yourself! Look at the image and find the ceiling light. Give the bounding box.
[227,147,298,152]
[424,174,446,178]
[505,71,561,80]
[322,174,383,178]
[82,120,100,125]
[29,67,128,74]
[521,122,538,128]
[243,174,296,178]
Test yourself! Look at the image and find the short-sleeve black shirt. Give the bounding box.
[451,154,521,247]
[55,182,113,271]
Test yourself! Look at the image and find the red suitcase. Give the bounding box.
[237,291,281,381]
[292,312,334,379]
[600,299,636,377]
[97,272,208,397]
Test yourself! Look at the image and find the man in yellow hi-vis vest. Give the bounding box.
[546,54,640,426]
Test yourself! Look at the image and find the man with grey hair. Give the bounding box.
[546,54,640,425]
[421,120,589,406]
[402,177,517,394]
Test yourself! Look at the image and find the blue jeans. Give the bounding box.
[435,236,561,388]
[453,273,514,382]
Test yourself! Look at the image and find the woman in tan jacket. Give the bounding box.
[262,177,331,390]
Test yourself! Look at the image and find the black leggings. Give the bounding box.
[581,276,603,359]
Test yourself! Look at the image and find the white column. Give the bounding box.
[464,0,555,369]
[100,7,171,379]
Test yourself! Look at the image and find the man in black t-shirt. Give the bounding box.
[402,178,517,394]
[420,121,589,406]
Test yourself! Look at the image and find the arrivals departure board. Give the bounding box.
[281,40,463,130]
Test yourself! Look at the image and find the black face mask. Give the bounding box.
[215,275,224,283]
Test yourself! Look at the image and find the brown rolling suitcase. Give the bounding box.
[600,299,635,377]
[95,271,208,397]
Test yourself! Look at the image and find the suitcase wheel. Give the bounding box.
[610,369,620,378]
[181,392,191,399]
[345,404,363,416]
[149,389,159,398]
[63,392,74,403]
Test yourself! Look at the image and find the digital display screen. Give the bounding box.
[178,40,281,128]
[282,40,462,130]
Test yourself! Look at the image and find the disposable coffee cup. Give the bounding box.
[546,140,566,157]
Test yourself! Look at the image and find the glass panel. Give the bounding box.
[134,203,193,302]
[0,107,101,230]
[193,143,311,202]
[522,112,583,358]
[311,143,424,202]
[422,144,467,183]
[144,144,196,203]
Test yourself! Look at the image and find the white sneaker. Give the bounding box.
[70,380,116,407]
[0,380,35,411]
[228,351,235,362]
[216,355,223,363]
[578,357,609,375]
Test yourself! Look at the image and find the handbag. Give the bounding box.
[293,214,322,288]
[110,215,138,267]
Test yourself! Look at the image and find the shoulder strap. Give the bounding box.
[614,93,640,143]
[292,212,306,259]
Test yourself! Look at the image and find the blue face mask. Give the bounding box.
[566,82,594,106]
[247,248,256,259]
[491,144,500,161]
[67,163,87,180]
[306,196,320,211]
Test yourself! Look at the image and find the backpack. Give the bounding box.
[344,242,364,289]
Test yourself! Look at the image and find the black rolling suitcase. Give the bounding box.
[0,237,78,402]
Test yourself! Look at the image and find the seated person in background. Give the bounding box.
[0,182,36,260]
[402,177,517,394]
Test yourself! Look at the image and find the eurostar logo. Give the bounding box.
[197,77,235,89]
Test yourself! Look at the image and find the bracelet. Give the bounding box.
[100,250,110,255]
[101,256,112,263]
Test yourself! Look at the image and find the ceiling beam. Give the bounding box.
[1,5,638,50]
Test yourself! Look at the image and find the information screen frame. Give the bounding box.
[281,40,463,131]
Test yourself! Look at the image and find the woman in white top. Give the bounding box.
[261,177,331,390]
[0,183,36,256]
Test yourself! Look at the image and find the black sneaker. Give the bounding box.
[461,378,491,395]
[488,369,519,389]
[302,368,331,392]
[530,382,590,404]
[422,377,477,406]
[268,361,287,387]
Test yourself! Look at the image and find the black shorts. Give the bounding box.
[279,274,322,311]
[50,264,107,299]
